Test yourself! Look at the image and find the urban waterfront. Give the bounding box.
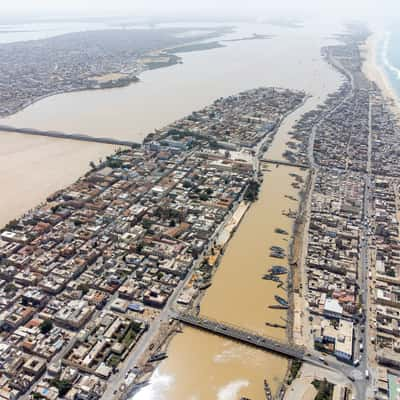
[0,20,345,400]
[0,21,341,228]
[1,6,400,398]
[131,90,311,400]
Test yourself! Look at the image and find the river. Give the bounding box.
[0,20,342,400]
[130,82,324,399]
[0,22,341,227]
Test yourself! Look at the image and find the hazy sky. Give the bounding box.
[3,0,400,21]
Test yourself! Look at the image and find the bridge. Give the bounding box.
[172,312,306,360]
[261,158,309,169]
[0,124,140,148]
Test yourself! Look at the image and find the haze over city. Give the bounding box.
[2,0,400,20]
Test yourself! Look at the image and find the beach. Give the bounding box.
[363,31,400,115]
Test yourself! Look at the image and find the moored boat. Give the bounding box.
[262,274,281,282]
[264,379,272,400]
[274,295,288,307]
[269,265,288,275]
[270,251,285,259]
[149,352,168,362]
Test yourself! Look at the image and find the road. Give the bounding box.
[300,56,374,399]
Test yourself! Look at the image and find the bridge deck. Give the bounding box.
[261,158,309,169]
[0,124,140,148]
[173,313,305,360]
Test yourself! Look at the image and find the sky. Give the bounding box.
[2,0,400,21]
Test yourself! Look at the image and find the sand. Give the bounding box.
[362,32,400,116]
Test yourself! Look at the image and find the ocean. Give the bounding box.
[379,27,400,100]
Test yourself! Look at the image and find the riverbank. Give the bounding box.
[0,133,117,228]
[142,166,305,400]
[132,95,313,400]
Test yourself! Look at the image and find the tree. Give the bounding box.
[244,180,260,202]
[78,283,90,295]
[40,319,53,334]
[142,219,152,230]
[4,283,16,293]
[51,379,72,397]
[199,193,209,201]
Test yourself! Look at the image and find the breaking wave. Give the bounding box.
[382,31,400,81]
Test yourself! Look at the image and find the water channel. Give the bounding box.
[0,20,343,400]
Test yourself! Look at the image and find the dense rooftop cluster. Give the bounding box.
[370,177,400,374]
[283,28,400,398]
[307,169,364,361]
[0,27,226,117]
[0,87,304,399]
[313,89,369,171]
[164,87,305,148]
[371,91,400,177]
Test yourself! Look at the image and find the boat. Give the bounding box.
[198,280,212,290]
[264,379,273,400]
[269,266,288,275]
[265,322,286,329]
[274,228,288,235]
[262,274,281,282]
[269,304,288,310]
[148,352,168,362]
[270,251,285,259]
[270,246,284,252]
[275,295,288,307]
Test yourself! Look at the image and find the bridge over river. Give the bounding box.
[172,312,306,360]
[0,124,140,147]
[261,158,309,169]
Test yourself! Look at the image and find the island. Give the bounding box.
[0,27,229,117]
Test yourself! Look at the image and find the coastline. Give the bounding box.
[363,31,400,115]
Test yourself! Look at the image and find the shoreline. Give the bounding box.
[123,96,311,400]
[363,31,400,115]
[0,27,232,120]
